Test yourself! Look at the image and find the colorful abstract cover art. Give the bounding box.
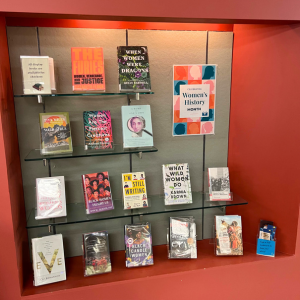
[83,111,113,150]
[121,105,154,149]
[122,172,148,209]
[83,231,112,276]
[208,167,231,201]
[82,172,114,214]
[36,176,67,219]
[173,64,217,136]
[117,46,151,92]
[39,112,73,155]
[215,215,243,256]
[72,47,105,91]
[163,163,192,205]
[125,223,154,268]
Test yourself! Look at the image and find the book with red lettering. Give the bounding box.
[72,47,105,91]
[35,176,66,219]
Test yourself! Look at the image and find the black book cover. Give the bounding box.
[83,231,111,276]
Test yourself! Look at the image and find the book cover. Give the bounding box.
[36,176,67,219]
[83,231,112,276]
[83,111,113,150]
[215,215,243,256]
[169,217,197,259]
[72,47,105,91]
[39,112,73,155]
[82,172,114,214]
[32,234,66,286]
[208,167,231,201]
[163,163,192,205]
[173,64,216,136]
[121,105,153,149]
[20,56,55,94]
[117,46,151,92]
[122,172,148,209]
[125,223,153,267]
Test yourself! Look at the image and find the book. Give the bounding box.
[36,176,67,219]
[83,231,112,276]
[20,56,56,94]
[71,47,105,91]
[215,215,243,256]
[208,167,231,201]
[173,64,216,136]
[125,223,153,267]
[122,172,148,209]
[32,234,66,286]
[39,112,73,155]
[121,105,153,149]
[163,163,192,205]
[83,111,113,150]
[169,217,197,259]
[82,172,114,214]
[117,46,151,92]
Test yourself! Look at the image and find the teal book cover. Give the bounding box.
[121,105,154,148]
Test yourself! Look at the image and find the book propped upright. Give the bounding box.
[208,167,231,201]
[20,56,56,94]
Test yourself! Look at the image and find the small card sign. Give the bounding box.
[256,239,275,257]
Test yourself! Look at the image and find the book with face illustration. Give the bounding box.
[31,234,66,286]
[121,105,154,149]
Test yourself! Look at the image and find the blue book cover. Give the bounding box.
[121,105,154,148]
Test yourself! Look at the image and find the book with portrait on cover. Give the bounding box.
[208,167,231,201]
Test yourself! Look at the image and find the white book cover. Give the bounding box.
[36,176,67,219]
[20,56,55,94]
[208,167,231,201]
[163,163,192,205]
[32,234,66,286]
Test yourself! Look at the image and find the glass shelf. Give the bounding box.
[26,192,248,229]
[14,92,154,97]
[24,145,158,161]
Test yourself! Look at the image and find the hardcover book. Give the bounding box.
[125,223,153,267]
[117,46,151,92]
[83,231,112,276]
[122,172,148,209]
[36,176,67,219]
[173,64,217,136]
[169,217,197,259]
[83,111,113,150]
[39,112,73,155]
[20,56,56,94]
[32,234,66,286]
[163,163,192,205]
[72,47,105,91]
[82,172,114,214]
[121,105,153,149]
[215,215,243,256]
[208,167,231,201]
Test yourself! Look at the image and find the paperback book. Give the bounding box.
[117,46,151,92]
[82,172,114,214]
[121,105,153,149]
[163,163,192,205]
[83,111,113,150]
[122,172,148,209]
[20,56,56,94]
[215,215,243,256]
[169,217,197,259]
[208,167,231,201]
[36,176,67,219]
[83,231,112,276]
[173,64,216,136]
[71,47,105,91]
[32,234,66,286]
[39,112,73,155]
[125,223,153,267]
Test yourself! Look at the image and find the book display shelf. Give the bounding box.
[1,15,299,300]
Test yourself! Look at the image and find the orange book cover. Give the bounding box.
[72,47,105,91]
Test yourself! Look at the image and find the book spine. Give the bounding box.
[82,175,89,214]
